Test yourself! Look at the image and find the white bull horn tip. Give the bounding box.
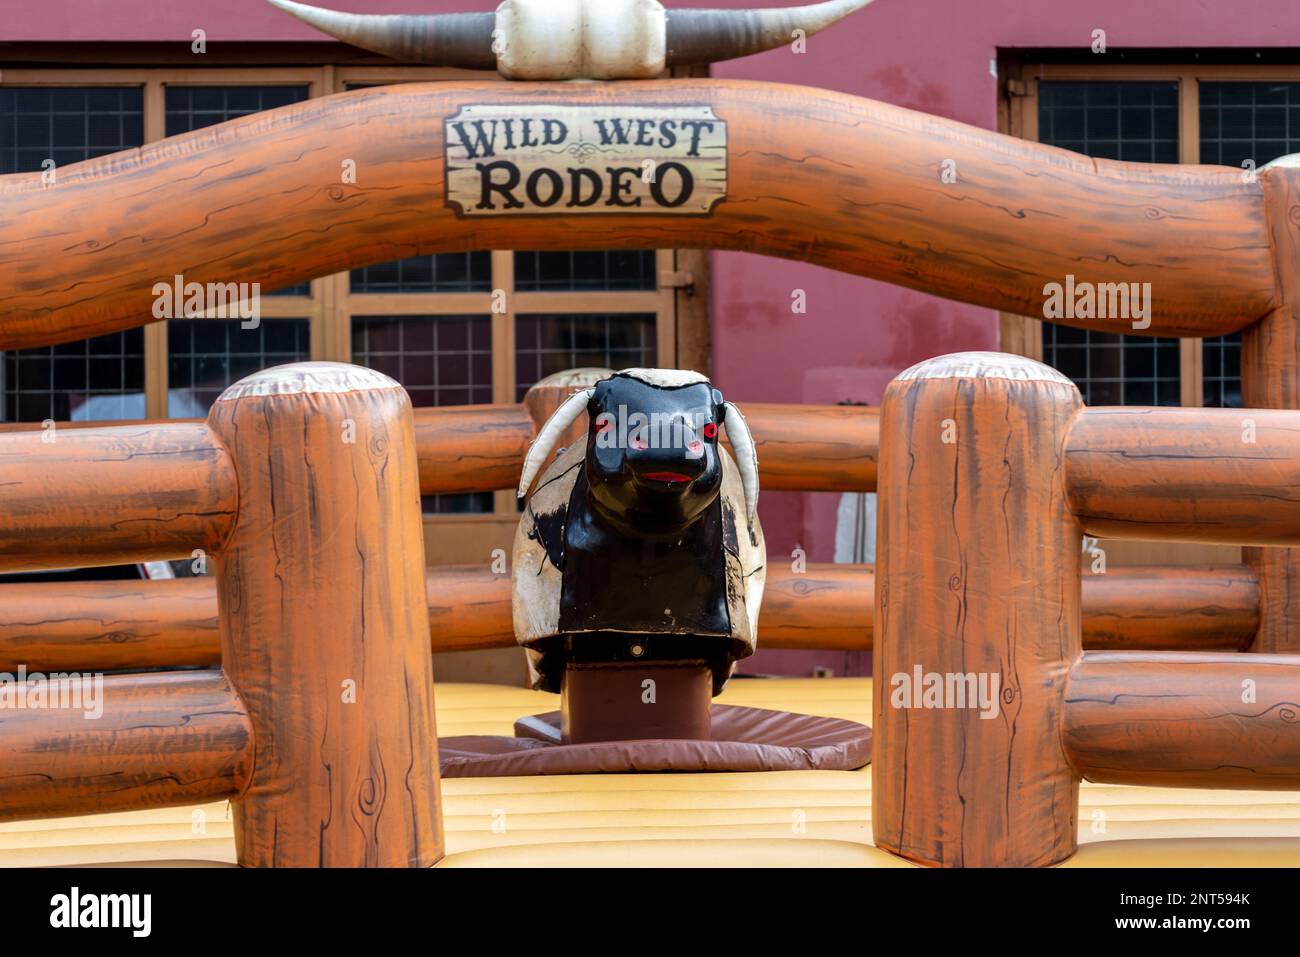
[666,0,876,67]
[517,389,595,499]
[265,0,496,69]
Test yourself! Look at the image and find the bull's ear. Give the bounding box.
[723,402,759,522]
[517,388,595,499]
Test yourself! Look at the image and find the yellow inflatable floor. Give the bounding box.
[4,678,1300,867]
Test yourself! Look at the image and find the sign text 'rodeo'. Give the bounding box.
[444,105,727,216]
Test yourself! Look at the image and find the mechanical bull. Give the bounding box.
[513,369,765,718]
[433,368,871,773]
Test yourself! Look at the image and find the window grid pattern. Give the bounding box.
[352,315,494,515]
[167,319,310,415]
[1199,82,1300,169]
[4,330,145,423]
[1038,81,1180,161]
[515,313,657,402]
[164,85,308,136]
[350,251,492,293]
[0,87,143,174]
[514,251,657,292]
[166,86,311,295]
[1042,323,1180,406]
[352,315,493,407]
[1198,82,1300,409]
[1203,332,1243,409]
[1038,81,1181,406]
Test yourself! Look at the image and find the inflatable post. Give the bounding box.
[874,351,1300,868]
[208,363,442,867]
[873,353,1083,868]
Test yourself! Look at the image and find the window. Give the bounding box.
[4,330,145,422]
[164,84,308,136]
[1,66,700,544]
[1041,322,1181,407]
[1007,65,1300,408]
[351,253,492,295]
[352,312,497,514]
[515,313,658,401]
[514,251,657,292]
[1037,81,1179,161]
[0,87,142,173]
[168,319,311,415]
[352,314,493,407]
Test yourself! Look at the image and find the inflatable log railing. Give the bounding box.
[0,562,1262,674]
[0,375,1265,673]
[874,352,1300,868]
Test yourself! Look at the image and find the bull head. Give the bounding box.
[518,368,759,525]
[268,0,875,80]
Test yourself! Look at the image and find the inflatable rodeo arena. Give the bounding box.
[2,0,1300,874]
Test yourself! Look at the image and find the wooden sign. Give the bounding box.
[444,104,726,216]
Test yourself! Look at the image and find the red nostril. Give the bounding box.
[687,440,703,455]
[630,434,648,451]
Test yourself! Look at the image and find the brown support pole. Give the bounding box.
[874,352,1083,868]
[208,362,442,868]
[1243,165,1300,652]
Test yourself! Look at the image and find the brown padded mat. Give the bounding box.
[438,704,872,777]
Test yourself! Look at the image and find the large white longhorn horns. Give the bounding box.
[268,0,875,80]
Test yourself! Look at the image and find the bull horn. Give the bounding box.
[517,389,595,499]
[723,402,759,522]
[266,0,496,69]
[666,0,874,67]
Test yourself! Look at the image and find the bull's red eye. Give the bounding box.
[703,422,718,439]
[596,415,614,433]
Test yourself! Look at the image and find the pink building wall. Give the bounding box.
[3,0,1294,672]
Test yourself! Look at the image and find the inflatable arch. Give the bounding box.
[0,80,1279,347]
[1,0,1300,867]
